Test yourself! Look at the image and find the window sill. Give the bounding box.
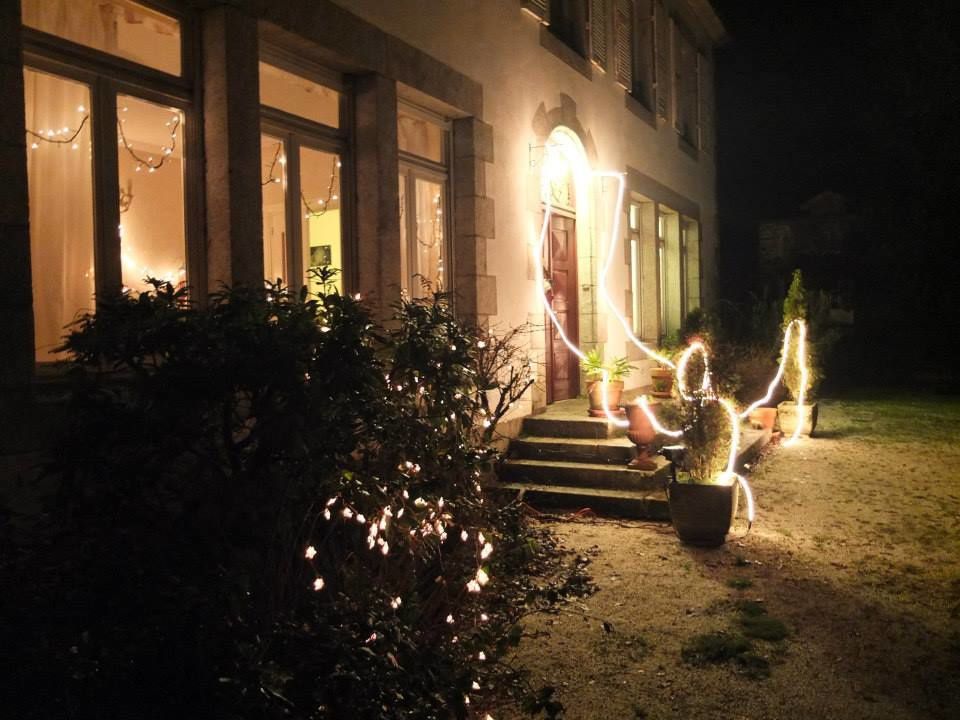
[539,26,593,80]
[625,93,656,129]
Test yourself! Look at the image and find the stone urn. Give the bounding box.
[625,400,659,470]
[649,366,675,398]
[777,400,818,437]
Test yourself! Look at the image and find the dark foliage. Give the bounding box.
[0,275,544,719]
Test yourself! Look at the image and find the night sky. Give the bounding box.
[712,0,960,380]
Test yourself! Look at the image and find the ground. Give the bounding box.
[502,393,960,719]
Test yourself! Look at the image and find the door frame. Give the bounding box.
[544,207,579,404]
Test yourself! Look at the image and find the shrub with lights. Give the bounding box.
[0,272,541,719]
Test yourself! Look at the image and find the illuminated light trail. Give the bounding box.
[534,143,812,530]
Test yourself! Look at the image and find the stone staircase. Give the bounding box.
[496,398,773,520]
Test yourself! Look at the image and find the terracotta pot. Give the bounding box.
[649,366,674,398]
[625,400,659,470]
[586,379,624,417]
[667,479,739,547]
[777,400,819,437]
[748,407,777,431]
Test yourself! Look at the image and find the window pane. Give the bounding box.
[24,68,95,361]
[301,146,343,294]
[22,0,181,76]
[659,207,682,335]
[412,177,445,297]
[259,63,340,128]
[398,108,444,163]
[399,173,408,293]
[684,219,701,312]
[261,135,288,284]
[117,95,186,294]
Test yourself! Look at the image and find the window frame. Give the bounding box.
[258,54,355,292]
[22,1,201,342]
[397,102,453,298]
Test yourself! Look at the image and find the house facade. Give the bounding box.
[0,0,725,422]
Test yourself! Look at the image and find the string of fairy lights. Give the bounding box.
[27,102,186,286]
[261,139,342,219]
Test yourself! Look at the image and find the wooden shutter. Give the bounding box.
[522,0,550,23]
[699,51,713,153]
[654,0,671,119]
[614,0,633,89]
[590,0,608,68]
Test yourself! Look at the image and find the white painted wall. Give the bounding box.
[335,0,719,396]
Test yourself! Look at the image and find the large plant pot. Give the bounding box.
[625,400,659,470]
[586,379,624,417]
[748,407,777,431]
[649,367,674,398]
[777,400,818,437]
[667,480,739,547]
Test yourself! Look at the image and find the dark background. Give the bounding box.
[712,0,960,386]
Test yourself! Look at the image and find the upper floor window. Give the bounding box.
[549,0,589,57]
[674,24,700,146]
[22,0,182,76]
[23,2,192,361]
[259,60,348,295]
[398,104,451,298]
[627,0,656,109]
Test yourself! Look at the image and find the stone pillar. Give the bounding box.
[354,74,401,313]
[201,4,263,289]
[0,0,34,399]
[452,117,496,327]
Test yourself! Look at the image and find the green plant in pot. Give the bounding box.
[660,389,741,547]
[581,349,634,417]
[653,345,742,547]
[650,332,680,398]
[778,269,820,437]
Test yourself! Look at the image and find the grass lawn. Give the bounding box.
[500,393,960,720]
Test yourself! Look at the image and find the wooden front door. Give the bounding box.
[545,214,579,403]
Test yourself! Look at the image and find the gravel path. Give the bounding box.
[504,395,960,719]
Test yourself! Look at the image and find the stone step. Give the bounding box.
[496,482,670,520]
[521,414,627,440]
[737,427,773,470]
[510,436,636,464]
[498,457,670,492]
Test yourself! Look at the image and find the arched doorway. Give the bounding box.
[540,126,592,403]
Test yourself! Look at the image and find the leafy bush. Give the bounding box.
[781,269,820,400]
[0,275,541,719]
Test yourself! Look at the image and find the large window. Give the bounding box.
[658,205,682,336]
[682,217,701,312]
[629,0,656,109]
[628,199,658,341]
[674,23,700,146]
[398,104,451,298]
[259,60,347,295]
[549,0,589,57]
[22,1,191,361]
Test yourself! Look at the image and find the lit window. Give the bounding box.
[22,0,181,76]
[259,62,340,128]
[628,200,658,341]
[261,135,288,284]
[24,69,96,360]
[683,217,701,312]
[397,108,445,164]
[117,95,187,294]
[301,146,343,295]
[658,205,682,336]
[398,105,450,298]
[259,62,347,293]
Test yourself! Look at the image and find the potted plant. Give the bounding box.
[657,388,740,547]
[649,332,679,398]
[581,349,633,417]
[777,270,819,437]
